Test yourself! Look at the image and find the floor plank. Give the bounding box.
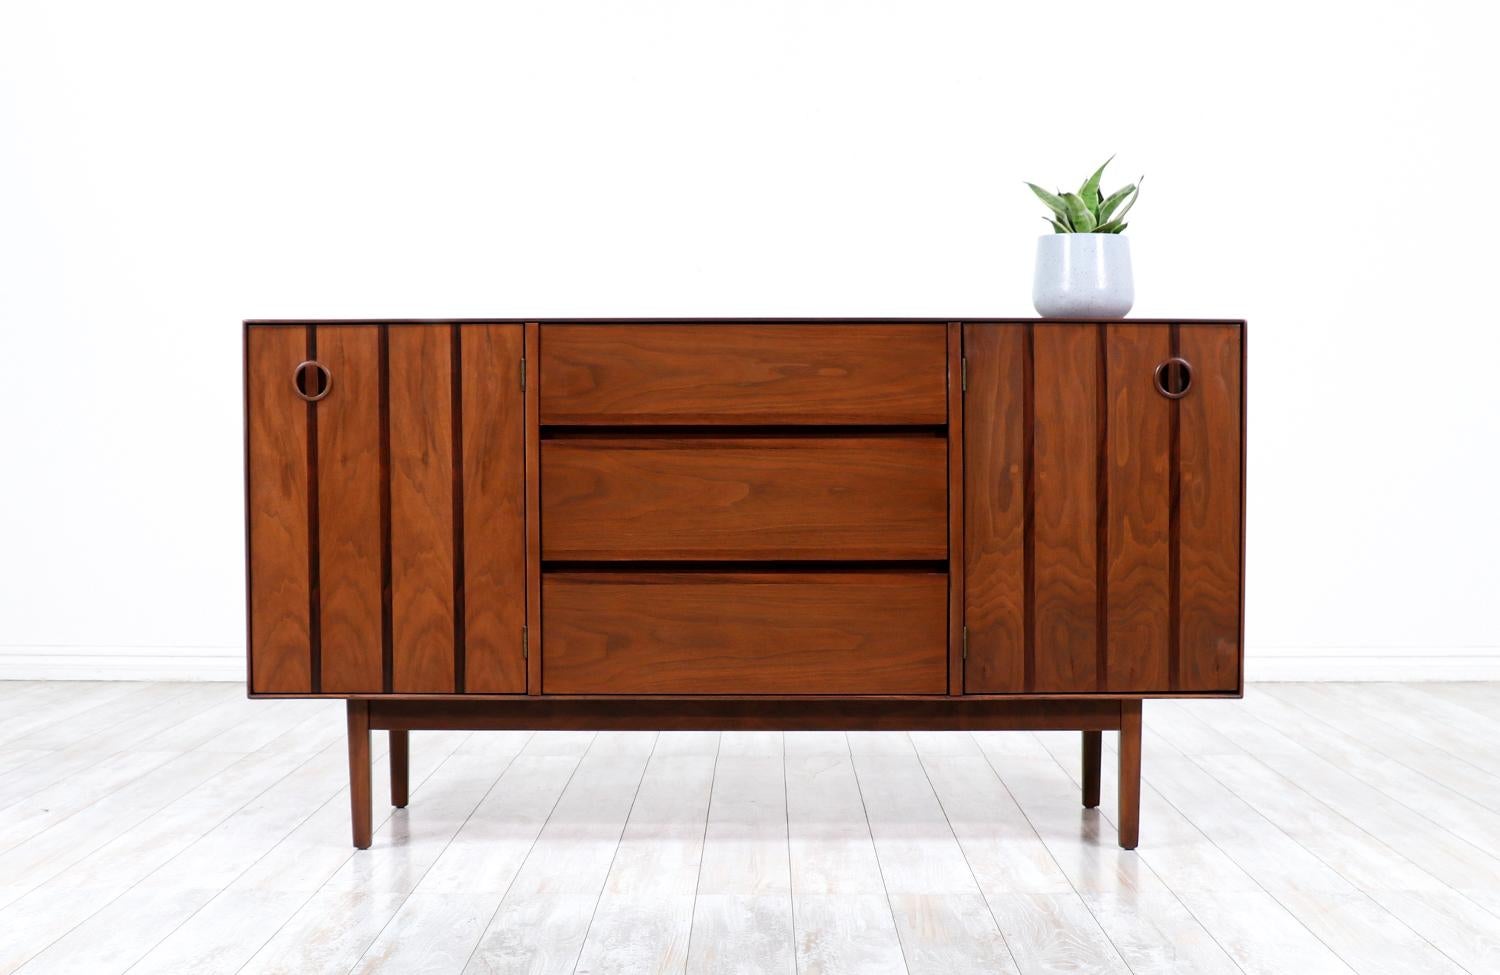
[1370,889,1500,973]
[121,730,466,975]
[784,733,905,975]
[463,732,654,975]
[849,733,1025,974]
[0,682,1496,975]
[1273,889,1468,975]
[910,733,1075,895]
[1183,693,1500,891]
[1079,891,1241,974]
[684,732,795,975]
[575,737,717,974]
[1174,889,1357,974]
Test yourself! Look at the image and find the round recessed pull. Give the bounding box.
[1154,357,1192,399]
[292,360,332,402]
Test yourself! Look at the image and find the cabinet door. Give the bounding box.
[963,322,1242,694]
[246,323,528,696]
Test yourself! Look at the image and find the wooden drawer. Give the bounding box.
[539,324,949,425]
[542,572,948,694]
[541,436,948,561]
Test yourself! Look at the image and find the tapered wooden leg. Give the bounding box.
[390,729,409,808]
[1118,700,1142,850]
[347,700,372,849]
[1081,730,1102,808]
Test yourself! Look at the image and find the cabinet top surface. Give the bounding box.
[244,317,1246,326]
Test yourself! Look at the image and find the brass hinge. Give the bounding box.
[961,357,967,392]
[519,356,527,391]
[521,625,529,658]
[962,625,968,660]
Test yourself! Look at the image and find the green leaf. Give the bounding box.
[1061,192,1096,232]
[1109,176,1143,224]
[1079,156,1113,218]
[1026,182,1070,220]
[1045,216,1069,233]
[1095,218,1125,233]
[1097,184,1135,224]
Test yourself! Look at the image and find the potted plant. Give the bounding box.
[1028,158,1141,318]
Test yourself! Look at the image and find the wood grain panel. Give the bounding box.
[541,437,948,561]
[315,326,384,693]
[542,572,948,695]
[1177,325,1242,692]
[1032,324,1099,692]
[462,324,527,693]
[962,324,1027,692]
[247,326,313,693]
[1105,325,1173,690]
[388,325,455,693]
[539,324,948,425]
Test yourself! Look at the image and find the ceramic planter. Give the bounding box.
[1033,233,1134,318]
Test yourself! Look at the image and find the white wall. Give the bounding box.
[2,0,1496,681]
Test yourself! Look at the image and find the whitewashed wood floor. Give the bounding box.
[1,682,1499,974]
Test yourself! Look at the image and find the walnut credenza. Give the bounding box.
[244,319,1245,849]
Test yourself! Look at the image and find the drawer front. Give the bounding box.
[542,572,948,694]
[539,324,949,425]
[541,437,948,561]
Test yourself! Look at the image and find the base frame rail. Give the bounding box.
[345,698,1144,850]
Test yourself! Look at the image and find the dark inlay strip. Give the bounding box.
[1168,323,1182,691]
[379,326,394,694]
[541,559,949,575]
[306,327,322,694]
[526,323,539,696]
[451,325,467,693]
[1095,326,1109,692]
[1022,324,1037,692]
[540,425,948,440]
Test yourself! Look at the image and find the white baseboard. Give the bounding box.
[2,646,1497,684]
[0,646,244,682]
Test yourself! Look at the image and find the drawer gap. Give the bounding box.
[542,559,949,574]
[541,424,947,439]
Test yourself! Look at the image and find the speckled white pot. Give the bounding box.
[1032,233,1134,318]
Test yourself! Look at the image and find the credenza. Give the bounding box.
[244,319,1246,849]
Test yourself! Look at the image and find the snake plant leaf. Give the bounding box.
[1044,210,1075,232]
[1061,192,1096,232]
[1026,182,1071,220]
[1109,177,1142,224]
[1028,163,1141,232]
[1079,156,1113,217]
[1097,184,1136,224]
